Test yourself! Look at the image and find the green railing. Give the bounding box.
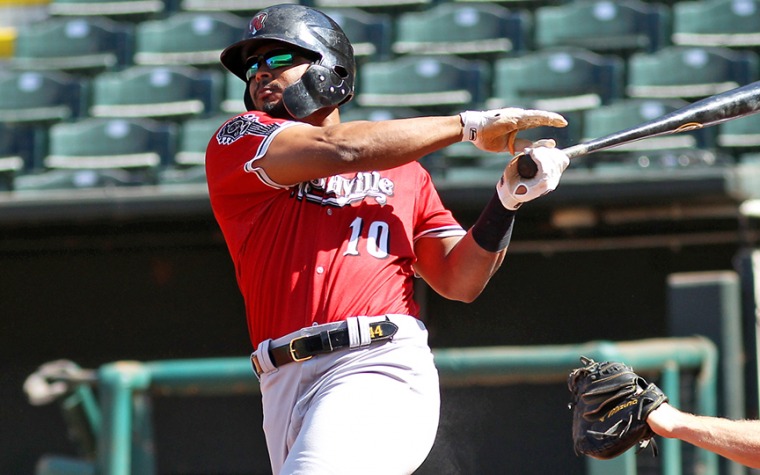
[31,337,717,475]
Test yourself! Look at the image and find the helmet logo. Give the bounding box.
[249,12,267,35]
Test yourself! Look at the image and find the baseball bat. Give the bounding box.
[517,80,760,178]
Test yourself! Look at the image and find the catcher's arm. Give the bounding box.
[647,403,760,469]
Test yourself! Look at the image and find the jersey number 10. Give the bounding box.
[344,217,389,259]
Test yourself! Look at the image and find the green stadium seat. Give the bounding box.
[134,12,246,67]
[340,106,424,122]
[48,0,170,20]
[312,0,432,14]
[356,54,489,112]
[90,65,223,119]
[717,114,760,151]
[14,117,177,190]
[392,3,529,58]
[0,70,87,124]
[582,98,714,153]
[44,117,176,171]
[487,48,624,147]
[221,72,246,114]
[14,168,148,190]
[0,122,46,171]
[178,0,292,15]
[158,163,207,184]
[488,47,624,111]
[673,0,760,47]
[174,114,230,167]
[324,8,392,62]
[627,46,759,99]
[535,0,669,55]
[11,17,134,74]
[0,123,31,190]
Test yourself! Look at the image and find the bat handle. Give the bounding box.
[515,144,586,179]
[516,153,538,179]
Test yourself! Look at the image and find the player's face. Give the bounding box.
[246,44,315,118]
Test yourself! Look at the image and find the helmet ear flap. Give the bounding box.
[283,64,353,119]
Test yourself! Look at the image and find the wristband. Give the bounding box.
[460,111,480,142]
[471,191,517,252]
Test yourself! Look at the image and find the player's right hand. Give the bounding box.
[460,108,567,154]
[496,145,569,210]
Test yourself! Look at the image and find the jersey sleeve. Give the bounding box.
[412,164,466,241]
[205,112,306,219]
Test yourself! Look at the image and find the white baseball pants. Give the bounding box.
[254,314,440,475]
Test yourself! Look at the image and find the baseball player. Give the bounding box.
[205,4,570,474]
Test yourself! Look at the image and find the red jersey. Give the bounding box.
[206,112,465,345]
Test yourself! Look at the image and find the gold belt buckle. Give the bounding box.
[289,336,313,363]
[251,353,264,376]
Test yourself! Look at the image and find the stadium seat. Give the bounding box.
[535,0,669,55]
[44,117,176,172]
[0,70,87,124]
[11,17,134,74]
[340,106,424,122]
[221,73,246,114]
[0,1,49,29]
[356,54,489,112]
[717,114,760,152]
[14,168,150,190]
[312,0,432,13]
[488,47,624,111]
[582,98,714,153]
[47,0,170,20]
[672,0,760,48]
[323,8,392,62]
[90,65,224,119]
[134,12,246,67]
[178,0,293,15]
[487,48,624,147]
[392,3,529,58]
[174,114,229,167]
[0,123,31,190]
[627,46,759,99]
[14,117,177,190]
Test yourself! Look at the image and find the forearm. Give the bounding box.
[322,116,463,171]
[649,404,760,469]
[264,115,463,185]
[414,193,512,302]
[417,232,506,302]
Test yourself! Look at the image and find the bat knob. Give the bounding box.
[516,153,538,179]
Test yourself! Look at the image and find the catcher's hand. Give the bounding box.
[568,356,668,460]
[460,108,567,154]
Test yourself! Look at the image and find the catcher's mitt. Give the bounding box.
[568,356,668,460]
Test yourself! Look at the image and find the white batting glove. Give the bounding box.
[460,108,567,153]
[496,146,570,210]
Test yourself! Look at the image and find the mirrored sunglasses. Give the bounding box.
[245,51,297,80]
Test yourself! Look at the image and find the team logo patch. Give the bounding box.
[249,12,267,35]
[216,114,279,145]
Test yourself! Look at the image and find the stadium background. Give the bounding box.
[1,0,760,473]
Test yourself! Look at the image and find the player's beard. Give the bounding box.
[254,83,295,120]
[259,100,292,120]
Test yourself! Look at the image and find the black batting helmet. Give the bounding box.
[220,4,356,118]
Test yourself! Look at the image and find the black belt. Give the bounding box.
[252,320,398,376]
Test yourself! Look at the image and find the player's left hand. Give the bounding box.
[497,143,569,210]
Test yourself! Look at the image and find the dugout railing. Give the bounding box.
[27,337,718,475]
